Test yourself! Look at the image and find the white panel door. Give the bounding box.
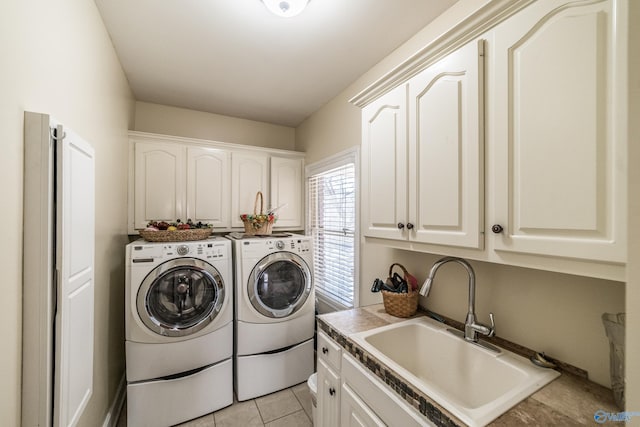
[231,152,269,228]
[361,84,408,240]
[134,142,185,228]
[270,157,303,229]
[408,40,484,249]
[53,126,95,427]
[341,385,385,427]
[491,0,627,262]
[186,147,230,227]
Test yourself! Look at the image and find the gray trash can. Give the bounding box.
[602,312,625,409]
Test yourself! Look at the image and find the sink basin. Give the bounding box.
[350,317,559,426]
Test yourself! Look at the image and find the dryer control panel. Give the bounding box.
[240,237,312,258]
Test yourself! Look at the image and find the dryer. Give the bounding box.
[125,237,233,427]
[228,233,315,401]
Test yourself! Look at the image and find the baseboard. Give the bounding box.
[102,374,126,427]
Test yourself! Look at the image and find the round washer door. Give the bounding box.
[248,252,312,318]
[137,258,225,337]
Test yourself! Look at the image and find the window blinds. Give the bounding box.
[308,163,356,309]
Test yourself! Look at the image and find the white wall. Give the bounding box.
[134,101,296,150]
[0,0,134,425]
[296,0,633,390]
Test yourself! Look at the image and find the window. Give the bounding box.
[306,148,358,310]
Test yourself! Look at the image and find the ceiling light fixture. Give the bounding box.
[262,0,310,18]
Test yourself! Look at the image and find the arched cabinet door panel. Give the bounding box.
[134,142,185,229]
[231,152,269,228]
[491,0,627,263]
[361,84,408,240]
[408,39,484,249]
[187,147,230,228]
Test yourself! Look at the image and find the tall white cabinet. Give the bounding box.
[353,0,628,281]
[129,132,304,233]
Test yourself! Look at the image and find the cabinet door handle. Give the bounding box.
[406,222,414,230]
[491,224,504,234]
[329,387,336,396]
[397,222,405,230]
[322,347,328,354]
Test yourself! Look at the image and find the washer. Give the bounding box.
[228,233,315,401]
[125,237,233,427]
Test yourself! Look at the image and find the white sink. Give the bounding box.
[350,317,559,426]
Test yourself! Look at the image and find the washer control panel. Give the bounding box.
[130,238,229,263]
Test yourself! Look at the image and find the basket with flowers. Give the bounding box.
[240,191,277,235]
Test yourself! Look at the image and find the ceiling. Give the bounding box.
[94,0,457,127]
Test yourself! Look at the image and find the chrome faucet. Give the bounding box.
[420,257,497,348]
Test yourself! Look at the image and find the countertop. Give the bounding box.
[316,304,619,426]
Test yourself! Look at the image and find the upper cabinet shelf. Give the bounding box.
[355,0,628,282]
[128,132,305,234]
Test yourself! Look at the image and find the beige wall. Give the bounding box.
[134,101,296,150]
[296,0,632,390]
[1,0,134,425]
[626,1,640,421]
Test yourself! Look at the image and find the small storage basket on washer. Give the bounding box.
[240,191,276,236]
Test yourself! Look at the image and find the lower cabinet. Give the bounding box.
[317,331,433,427]
[341,354,433,427]
[317,331,342,426]
[317,358,341,426]
[341,384,385,427]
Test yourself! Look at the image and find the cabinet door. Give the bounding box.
[408,40,484,249]
[361,84,408,240]
[134,142,185,229]
[317,359,341,427]
[186,147,230,228]
[231,152,269,228]
[491,0,626,263]
[270,157,303,229]
[341,384,385,427]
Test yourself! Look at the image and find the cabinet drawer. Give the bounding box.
[318,331,342,372]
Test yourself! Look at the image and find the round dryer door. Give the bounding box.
[137,258,225,337]
[248,252,312,318]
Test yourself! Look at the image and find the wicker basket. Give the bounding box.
[240,191,276,236]
[139,228,212,242]
[380,263,419,317]
[381,290,419,318]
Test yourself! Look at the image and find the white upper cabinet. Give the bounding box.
[231,152,269,228]
[134,142,185,229]
[408,40,484,249]
[361,39,484,249]
[270,157,304,229]
[354,0,628,279]
[186,147,230,227]
[129,132,304,233]
[361,84,408,241]
[490,0,627,263]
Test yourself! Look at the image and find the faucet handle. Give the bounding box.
[488,312,496,337]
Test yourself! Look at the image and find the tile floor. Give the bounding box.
[117,381,313,427]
